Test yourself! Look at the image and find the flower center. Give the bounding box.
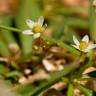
[33,25,42,33]
[79,41,88,50]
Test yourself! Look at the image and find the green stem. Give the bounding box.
[57,42,80,55]
[43,36,80,55]
[89,0,96,41]
[67,83,74,96]
[0,25,22,33]
[30,61,80,96]
[74,51,93,79]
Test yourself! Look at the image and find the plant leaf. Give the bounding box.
[67,83,74,96]
[79,84,93,96]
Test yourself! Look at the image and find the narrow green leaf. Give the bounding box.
[89,0,96,41]
[79,84,93,96]
[16,84,35,96]
[67,83,74,96]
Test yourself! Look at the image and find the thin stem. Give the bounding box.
[0,25,22,33]
[43,36,80,55]
[89,0,96,42]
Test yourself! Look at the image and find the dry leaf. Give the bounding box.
[51,82,67,90]
[83,67,96,74]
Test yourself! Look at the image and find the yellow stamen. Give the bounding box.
[79,41,88,50]
[33,25,42,33]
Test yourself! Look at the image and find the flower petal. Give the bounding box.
[26,19,34,28]
[22,30,33,35]
[72,45,80,50]
[73,35,80,46]
[82,35,89,43]
[33,33,41,39]
[37,16,44,27]
[83,44,96,52]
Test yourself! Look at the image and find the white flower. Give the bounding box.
[22,16,47,39]
[72,35,96,52]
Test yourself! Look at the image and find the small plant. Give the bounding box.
[0,0,96,96]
